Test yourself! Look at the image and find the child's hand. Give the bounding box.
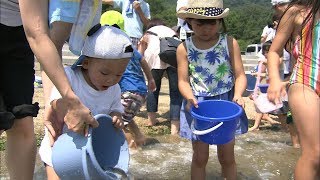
[112,115,124,129]
[267,79,287,104]
[44,100,65,146]
[148,79,156,92]
[233,97,245,109]
[186,98,198,112]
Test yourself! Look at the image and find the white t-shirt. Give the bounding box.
[144,25,176,70]
[39,66,124,167]
[261,25,276,43]
[176,0,191,32]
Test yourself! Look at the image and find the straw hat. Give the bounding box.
[177,0,229,20]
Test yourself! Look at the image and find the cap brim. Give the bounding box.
[71,55,86,70]
[177,8,229,20]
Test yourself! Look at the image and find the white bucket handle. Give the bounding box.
[192,122,224,135]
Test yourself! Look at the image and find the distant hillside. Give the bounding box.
[103,0,274,50]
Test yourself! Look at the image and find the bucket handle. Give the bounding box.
[82,148,90,180]
[192,122,224,135]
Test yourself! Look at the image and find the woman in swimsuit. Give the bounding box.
[267,0,320,179]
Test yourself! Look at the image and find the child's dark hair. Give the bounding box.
[186,18,227,33]
[262,40,272,54]
[146,18,166,30]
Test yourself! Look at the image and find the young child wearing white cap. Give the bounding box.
[39,25,133,179]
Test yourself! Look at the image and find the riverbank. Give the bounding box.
[1,70,298,179]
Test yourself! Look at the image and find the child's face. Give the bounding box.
[82,57,130,91]
[188,19,220,41]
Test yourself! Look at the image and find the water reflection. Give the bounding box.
[1,129,299,180]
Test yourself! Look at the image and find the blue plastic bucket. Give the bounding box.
[52,114,129,180]
[191,100,243,145]
[258,84,269,93]
[243,74,257,97]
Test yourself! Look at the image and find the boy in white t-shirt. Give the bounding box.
[39,25,133,179]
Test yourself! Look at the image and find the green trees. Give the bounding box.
[102,0,274,50]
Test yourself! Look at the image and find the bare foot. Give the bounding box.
[262,114,281,125]
[293,144,301,149]
[134,134,146,146]
[146,112,159,126]
[145,119,159,127]
[249,126,260,131]
[128,140,138,149]
[268,119,281,125]
[171,121,180,135]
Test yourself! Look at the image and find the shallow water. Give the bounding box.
[0,128,299,180]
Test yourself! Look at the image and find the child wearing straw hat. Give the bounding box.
[176,0,248,179]
[39,25,133,179]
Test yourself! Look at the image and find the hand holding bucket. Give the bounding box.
[52,114,129,180]
[191,100,243,145]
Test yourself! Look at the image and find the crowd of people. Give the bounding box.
[0,0,319,179]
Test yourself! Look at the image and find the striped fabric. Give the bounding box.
[290,18,320,95]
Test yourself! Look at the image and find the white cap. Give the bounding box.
[271,0,291,6]
[71,25,133,69]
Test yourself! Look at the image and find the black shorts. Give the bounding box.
[0,24,39,130]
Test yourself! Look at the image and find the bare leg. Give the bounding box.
[45,164,60,180]
[146,112,159,126]
[262,113,280,124]
[288,84,320,180]
[123,128,137,149]
[127,121,146,146]
[171,119,180,135]
[278,114,300,148]
[5,116,36,180]
[249,112,263,131]
[191,141,209,180]
[217,139,237,180]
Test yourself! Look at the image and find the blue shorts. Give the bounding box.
[180,89,248,142]
[49,0,81,26]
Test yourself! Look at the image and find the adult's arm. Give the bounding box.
[133,1,150,27]
[18,0,98,133]
[141,58,156,92]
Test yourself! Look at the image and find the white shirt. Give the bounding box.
[261,25,276,43]
[144,25,176,70]
[176,0,191,32]
[39,67,124,167]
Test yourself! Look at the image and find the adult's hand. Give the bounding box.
[133,0,141,11]
[53,96,99,135]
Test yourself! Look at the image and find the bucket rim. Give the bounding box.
[257,84,269,87]
[190,100,243,122]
